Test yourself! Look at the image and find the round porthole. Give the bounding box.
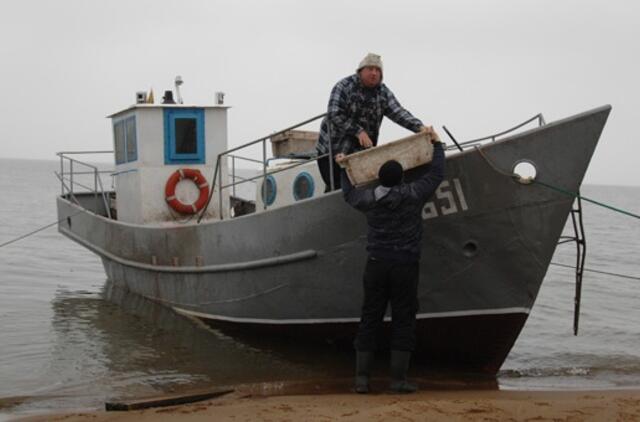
[293,172,315,201]
[261,175,277,206]
[513,160,537,184]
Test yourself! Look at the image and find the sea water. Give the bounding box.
[1,158,639,417]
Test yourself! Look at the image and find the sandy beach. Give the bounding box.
[14,387,640,422]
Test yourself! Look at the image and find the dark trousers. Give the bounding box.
[317,155,342,192]
[354,257,420,352]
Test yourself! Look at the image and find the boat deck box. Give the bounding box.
[339,132,434,186]
[270,130,319,158]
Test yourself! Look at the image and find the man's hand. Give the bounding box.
[419,125,441,144]
[334,153,347,163]
[357,130,373,149]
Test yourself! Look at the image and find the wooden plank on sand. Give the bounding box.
[105,389,234,411]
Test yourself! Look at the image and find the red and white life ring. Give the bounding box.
[164,169,209,214]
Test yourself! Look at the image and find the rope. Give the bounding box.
[551,262,640,281]
[474,145,640,220]
[0,210,84,249]
[533,180,640,220]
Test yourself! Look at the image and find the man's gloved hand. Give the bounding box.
[357,130,374,149]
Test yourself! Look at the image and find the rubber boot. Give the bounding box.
[389,350,418,393]
[354,351,374,394]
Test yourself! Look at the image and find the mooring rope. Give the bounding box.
[551,262,640,281]
[474,145,640,220]
[533,179,640,220]
[0,210,84,249]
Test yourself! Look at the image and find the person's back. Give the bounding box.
[340,135,445,394]
[342,141,445,261]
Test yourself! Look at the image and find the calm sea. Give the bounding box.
[1,158,639,418]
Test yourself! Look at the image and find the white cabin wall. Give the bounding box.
[114,170,142,224]
[136,108,164,166]
[204,108,230,219]
[255,161,323,211]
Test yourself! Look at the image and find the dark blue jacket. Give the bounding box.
[341,143,445,262]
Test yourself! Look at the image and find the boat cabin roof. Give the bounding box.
[107,103,230,119]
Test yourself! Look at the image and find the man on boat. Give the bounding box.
[316,53,429,192]
[340,133,445,394]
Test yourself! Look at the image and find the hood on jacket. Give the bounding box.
[374,185,403,210]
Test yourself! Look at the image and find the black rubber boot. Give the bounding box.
[354,351,375,394]
[389,350,417,393]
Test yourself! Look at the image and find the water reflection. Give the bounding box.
[8,282,340,413]
[7,281,497,415]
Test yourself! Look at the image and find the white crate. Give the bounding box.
[270,130,319,157]
[339,132,434,186]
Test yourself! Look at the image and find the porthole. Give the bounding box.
[260,175,277,206]
[293,172,315,201]
[512,160,537,184]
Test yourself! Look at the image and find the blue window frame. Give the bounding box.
[113,116,137,164]
[164,108,205,164]
[293,172,315,200]
[261,175,277,206]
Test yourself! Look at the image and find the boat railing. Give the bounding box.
[55,151,114,219]
[443,113,546,151]
[200,113,329,222]
[200,111,547,222]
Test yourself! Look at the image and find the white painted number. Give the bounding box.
[436,181,457,215]
[422,201,438,219]
[453,178,469,211]
[422,178,469,220]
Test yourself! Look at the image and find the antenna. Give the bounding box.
[174,75,184,104]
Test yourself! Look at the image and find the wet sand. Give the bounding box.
[14,387,640,421]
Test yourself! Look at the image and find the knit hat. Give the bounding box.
[378,160,403,187]
[357,53,383,73]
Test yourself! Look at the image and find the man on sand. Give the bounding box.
[316,53,429,191]
[340,132,445,393]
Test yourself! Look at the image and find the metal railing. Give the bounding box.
[443,113,546,151]
[198,113,328,222]
[198,112,548,222]
[55,151,114,219]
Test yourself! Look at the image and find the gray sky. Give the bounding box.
[1,0,638,186]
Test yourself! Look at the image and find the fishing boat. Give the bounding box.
[55,83,611,374]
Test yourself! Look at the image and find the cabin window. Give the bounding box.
[164,108,205,164]
[293,172,315,201]
[125,117,137,161]
[113,116,137,164]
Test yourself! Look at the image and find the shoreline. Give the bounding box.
[10,383,640,422]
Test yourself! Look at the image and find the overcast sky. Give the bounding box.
[1,0,638,186]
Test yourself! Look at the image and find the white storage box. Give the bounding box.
[270,130,319,157]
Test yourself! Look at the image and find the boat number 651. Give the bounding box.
[422,178,469,220]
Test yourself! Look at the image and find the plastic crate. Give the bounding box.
[339,132,434,186]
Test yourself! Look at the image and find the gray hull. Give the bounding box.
[57,106,611,373]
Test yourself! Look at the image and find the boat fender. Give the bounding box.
[165,168,209,214]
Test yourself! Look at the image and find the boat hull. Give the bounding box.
[57,106,611,374]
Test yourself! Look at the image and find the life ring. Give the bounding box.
[165,169,209,214]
